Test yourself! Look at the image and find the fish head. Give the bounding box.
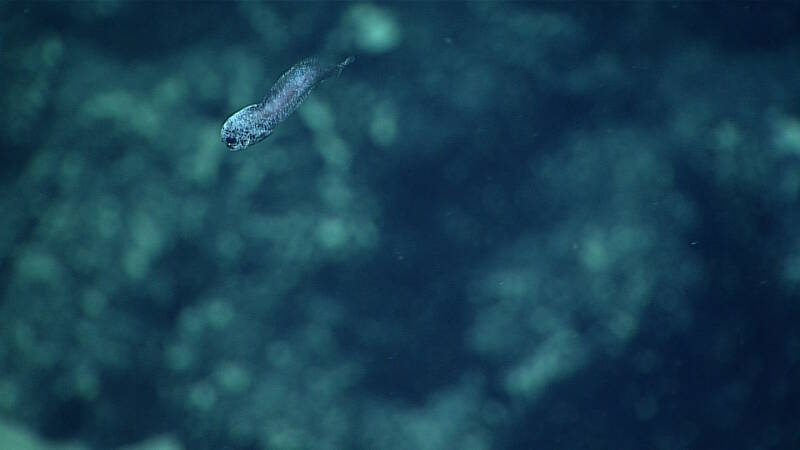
[221,104,272,151]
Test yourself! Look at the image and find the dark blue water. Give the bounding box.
[1,2,799,449]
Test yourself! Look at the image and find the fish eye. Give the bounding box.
[225,136,237,145]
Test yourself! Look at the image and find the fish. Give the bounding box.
[221,55,355,151]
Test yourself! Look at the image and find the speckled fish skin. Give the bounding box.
[221,56,355,151]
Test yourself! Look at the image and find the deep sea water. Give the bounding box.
[1,2,799,449]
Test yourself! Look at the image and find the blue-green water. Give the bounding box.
[1,2,799,449]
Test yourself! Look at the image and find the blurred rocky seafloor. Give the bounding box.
[1,2,799,449]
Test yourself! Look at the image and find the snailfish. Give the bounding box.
[221,56,355,151]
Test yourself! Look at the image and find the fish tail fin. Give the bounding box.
[334,56,355,76]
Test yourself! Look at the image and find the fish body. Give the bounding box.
[221,56,354,151]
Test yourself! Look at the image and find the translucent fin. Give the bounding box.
[335,56,355,76]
